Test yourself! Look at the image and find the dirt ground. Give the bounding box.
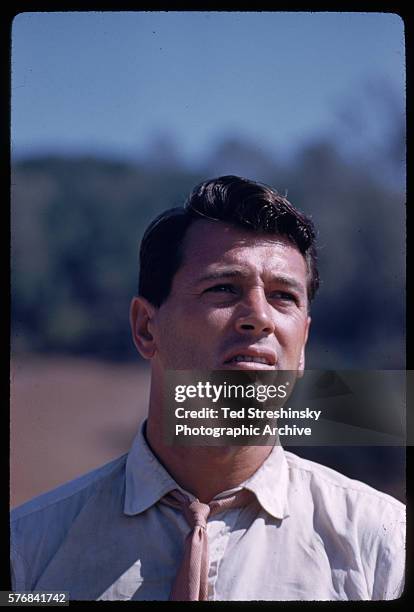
[10,355,150,508]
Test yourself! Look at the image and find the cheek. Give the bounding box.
[204,307,233,327]
[202,308,239,344]
[155,306,229,353]
[152,310,183,352]
[276,316,308,350]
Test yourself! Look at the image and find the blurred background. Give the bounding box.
[10,11,405,506]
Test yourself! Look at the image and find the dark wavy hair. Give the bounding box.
[138,175,319,308]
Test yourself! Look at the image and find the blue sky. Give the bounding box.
[11,11,405,165]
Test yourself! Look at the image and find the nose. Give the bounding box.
[234,287,275,336]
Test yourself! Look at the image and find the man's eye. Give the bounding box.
[271,291,297,303]
[205,284,235,294]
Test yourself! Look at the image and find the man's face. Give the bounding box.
[146,220,311,373]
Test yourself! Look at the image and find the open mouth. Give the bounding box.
[225,355,271,365]
[222,349,277,369]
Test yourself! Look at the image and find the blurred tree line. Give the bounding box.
[11,84,405,369]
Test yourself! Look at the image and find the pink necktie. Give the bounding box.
[161,488,254,601]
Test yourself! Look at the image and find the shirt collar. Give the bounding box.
[124,421,289,520]
[124,422,180,515]
[241,443,290,520]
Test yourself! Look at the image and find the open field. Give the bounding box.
[10,355,150,507]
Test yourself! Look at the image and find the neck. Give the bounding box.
[145,366,273,502]
[148,428,271,502]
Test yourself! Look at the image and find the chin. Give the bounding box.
[195,445,243,457]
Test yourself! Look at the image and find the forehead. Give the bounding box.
[177,219,307,282]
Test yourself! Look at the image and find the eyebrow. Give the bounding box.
[196,268,306,294]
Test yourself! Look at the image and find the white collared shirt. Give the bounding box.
[10,423,405,601]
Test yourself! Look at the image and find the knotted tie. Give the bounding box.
[161,488,254,601]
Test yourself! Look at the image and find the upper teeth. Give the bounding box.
[230,355,269,364]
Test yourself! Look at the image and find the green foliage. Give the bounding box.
[11,138,405,367]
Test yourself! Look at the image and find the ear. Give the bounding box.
[130,296,157,360]
[298,316,311,376]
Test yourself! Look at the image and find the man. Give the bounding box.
[10,175,405,600]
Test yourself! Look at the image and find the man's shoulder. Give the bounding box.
[282,451,405,599]
[283,450,405,513]
[11,453,128,524]
[10,454,130,592]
